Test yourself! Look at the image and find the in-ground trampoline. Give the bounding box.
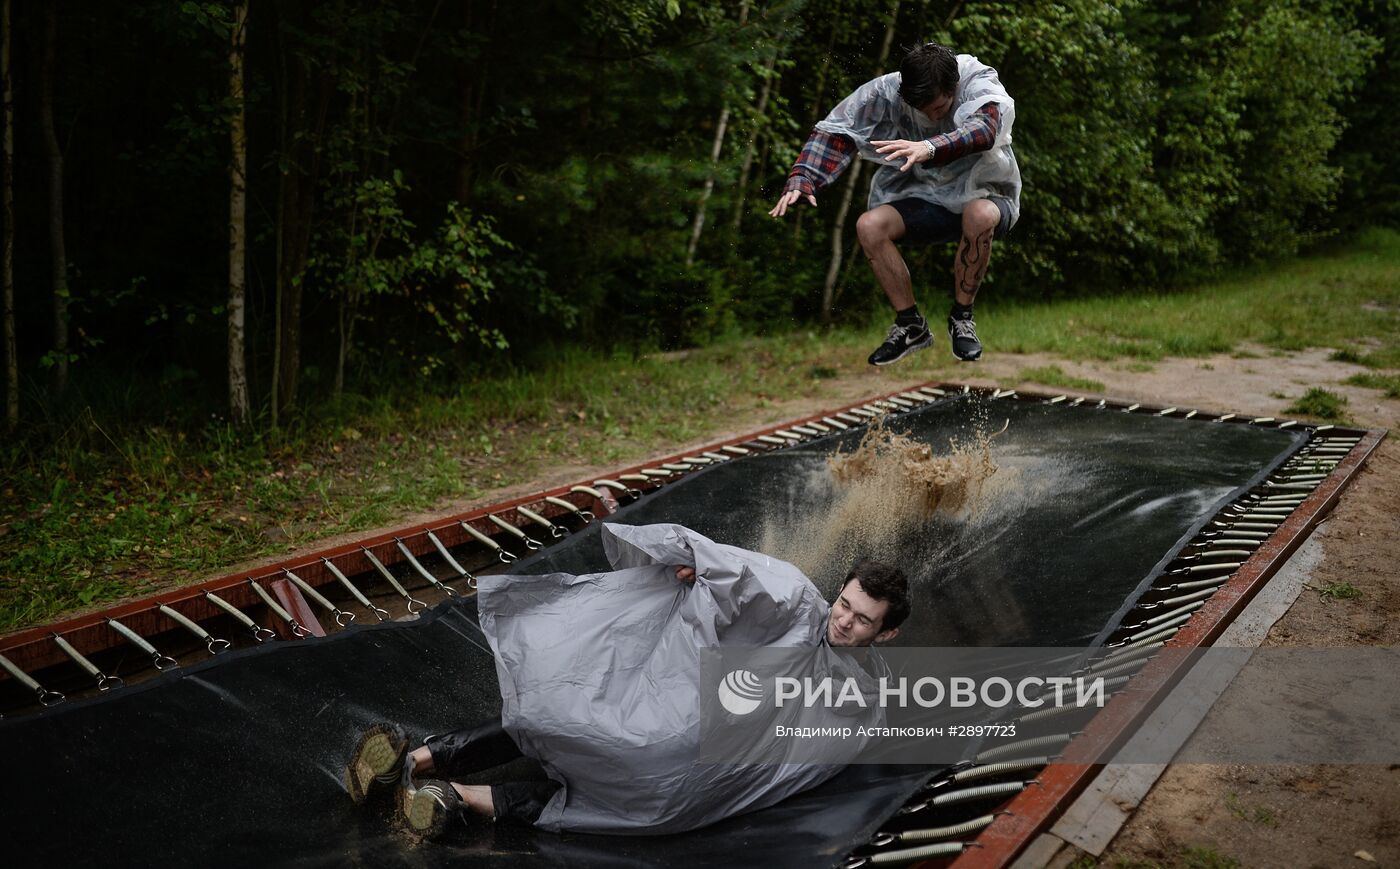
[0,385,1383,868]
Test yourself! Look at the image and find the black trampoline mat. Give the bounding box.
[1,396,1302,868]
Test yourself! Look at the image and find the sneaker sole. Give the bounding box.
[951,348,982,362]
[405,788,452,839]
[346,724,408,806]
[870,334,933,366]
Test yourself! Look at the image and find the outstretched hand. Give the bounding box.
[675,566,696,583]
[769,189,817,218]
[872,138,931,173]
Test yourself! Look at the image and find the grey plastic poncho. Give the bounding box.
[476,522,887,834]
[816,55,1020,223]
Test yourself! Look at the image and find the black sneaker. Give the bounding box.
[868,318,933,366]
[403,779,465,840]
[345,723,410,806]
[947,312,983,361]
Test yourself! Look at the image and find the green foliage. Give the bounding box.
[1015,365,1106,393]
[1343,371,1400,396]
[1284,388,1349,421]
[1308,580,1362,601]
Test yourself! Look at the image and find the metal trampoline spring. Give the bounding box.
[1047,395,1067,404]
[321,558,391,622]
[806,421,834,433]
[489,513,544,551]
[950,760,1049,786]
[1122,601,1205,632]
[843,841,972,867]
[459,522,516,564]
[571,483,611,497]
[1157,407,1178,416]
[404,536,467,593]
[158,604,232,654]
[0,652,65,706]
[544,495,595,523]
[1278,420,1298,429]
[1109,624,1180,653]
[107,617,179,670]
[517,505,569,538]
[51,633,123,691]
[1016,698,1099,725]
[872,814,998,847]
[1081,641,1164,674]
[593,479,642,501]
[204,591,276,642]
[722,445,751,455]
[757,434,787,445]
[836,411,865,424]
[681,455,713,464]
[661,462,695,471]
[285,570,354,627]
[361,548,427,614]
[1122,403,1140,412]
[1122,611,1195,643]
[822,416,850,430]
[976,733,1074,763]
[1184,410,1198,419]
[701,451,731,461]
[1141,584,1223,610]
[1175,549,1253,563]
[248,579,309,637]
[1081,654,1155,682]
[618,474,652,488]
[887,396,916,408]
[919,386,947,396]
[1216,413,1236,422]
[1070,397,1087,407]
[1250,416,1275,425]
[640,467,674,477]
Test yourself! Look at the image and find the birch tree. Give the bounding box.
[227,0,250,424]
[684,0,749,267]
[821,0,901,322]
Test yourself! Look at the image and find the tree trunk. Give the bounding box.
[1,0,15,431]
[227,1,251,425]
[729,53,779,232]
[39,4,68,398]
[683,0,749,267]
[820,162,863,321]
[819,0,901,323]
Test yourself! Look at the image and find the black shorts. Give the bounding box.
[887,197,1014,246]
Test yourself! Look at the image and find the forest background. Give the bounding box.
[1,0,1398,626]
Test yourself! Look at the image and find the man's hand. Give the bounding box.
[769,188,817,218]
[675,566,696,583]
[872,138,933,173]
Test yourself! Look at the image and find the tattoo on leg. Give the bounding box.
[954,227,995,301]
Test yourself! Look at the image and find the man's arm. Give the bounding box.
[769,129,857,217]
[871,102,1003,172]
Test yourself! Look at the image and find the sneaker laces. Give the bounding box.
[950,318,979,339]
[886,320,925,343]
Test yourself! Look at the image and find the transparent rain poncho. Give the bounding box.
[815,55,1020,223]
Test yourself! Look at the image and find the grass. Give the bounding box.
[1343,371,1400,397]
[1225,792,1279,827]
[4,227,1400,631]
[1284,388,1350,421]
[1307,580,1362,602]
[1015,365,1106,393]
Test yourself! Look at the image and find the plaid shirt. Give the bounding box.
[785,102,1002,196]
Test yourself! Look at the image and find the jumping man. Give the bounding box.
[770,43,1021,365]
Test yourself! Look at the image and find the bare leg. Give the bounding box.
[855,205,913,311]
[953,199,1001,306]
[409,746,434,775]
[452,783,495,818]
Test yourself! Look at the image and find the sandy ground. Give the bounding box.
[210,340,1398,868]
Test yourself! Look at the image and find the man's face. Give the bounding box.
[827,579,900,647]
[917,92,955,123]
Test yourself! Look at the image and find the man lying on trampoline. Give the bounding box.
[344,521,909,840]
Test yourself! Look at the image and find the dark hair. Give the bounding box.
[841,559,912,631]
[898,42,959,108]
